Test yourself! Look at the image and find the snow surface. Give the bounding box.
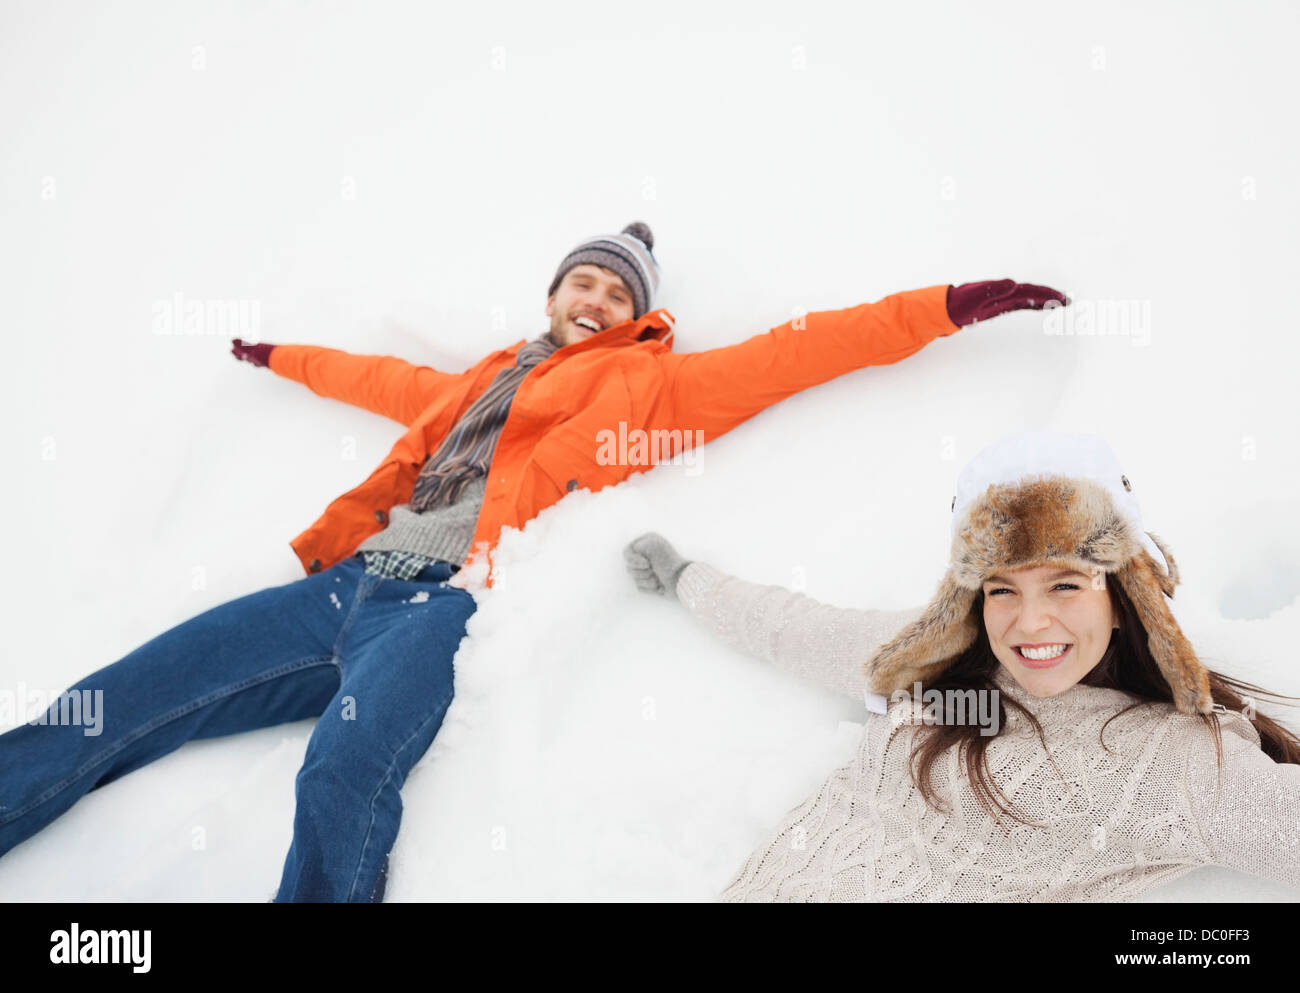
[2,0,1298,902]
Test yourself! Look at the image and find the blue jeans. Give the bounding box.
[0,553,476,902]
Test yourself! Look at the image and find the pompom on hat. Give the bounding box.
[864,431,1215,715]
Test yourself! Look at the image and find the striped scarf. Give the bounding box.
[408,335,559,512]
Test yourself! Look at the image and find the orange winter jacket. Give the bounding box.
[267,284,959,587]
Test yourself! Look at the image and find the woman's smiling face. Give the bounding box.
[982,564,1119,697]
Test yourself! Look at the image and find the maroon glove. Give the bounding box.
[946,280,1069,328]
[231,338,276,367]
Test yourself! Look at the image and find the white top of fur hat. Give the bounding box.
[950,430,1170,576]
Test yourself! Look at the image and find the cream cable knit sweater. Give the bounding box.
[673,560,1300,902]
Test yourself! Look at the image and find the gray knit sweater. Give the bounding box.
[354,474,487,566]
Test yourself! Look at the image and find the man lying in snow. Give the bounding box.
[0,220,1067,901]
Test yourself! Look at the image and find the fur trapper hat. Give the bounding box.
[864,431,1214,715]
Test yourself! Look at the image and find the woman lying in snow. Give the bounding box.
[623,430,1300,902]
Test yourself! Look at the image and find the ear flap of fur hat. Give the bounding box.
[1111,536,1213,715]
[863,474,1215,715]
[866,572,982,696]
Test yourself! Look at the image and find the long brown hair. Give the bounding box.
[906,577,1300,829]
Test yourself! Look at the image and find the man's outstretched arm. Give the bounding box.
[659,280,1067,438]
[232,338,461,427]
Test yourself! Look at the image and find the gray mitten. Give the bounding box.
[623,532,692,600]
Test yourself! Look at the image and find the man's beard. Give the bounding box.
[545,317,570,347]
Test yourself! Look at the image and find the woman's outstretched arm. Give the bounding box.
[624,532,923,705]
[1185,714,1300,893]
